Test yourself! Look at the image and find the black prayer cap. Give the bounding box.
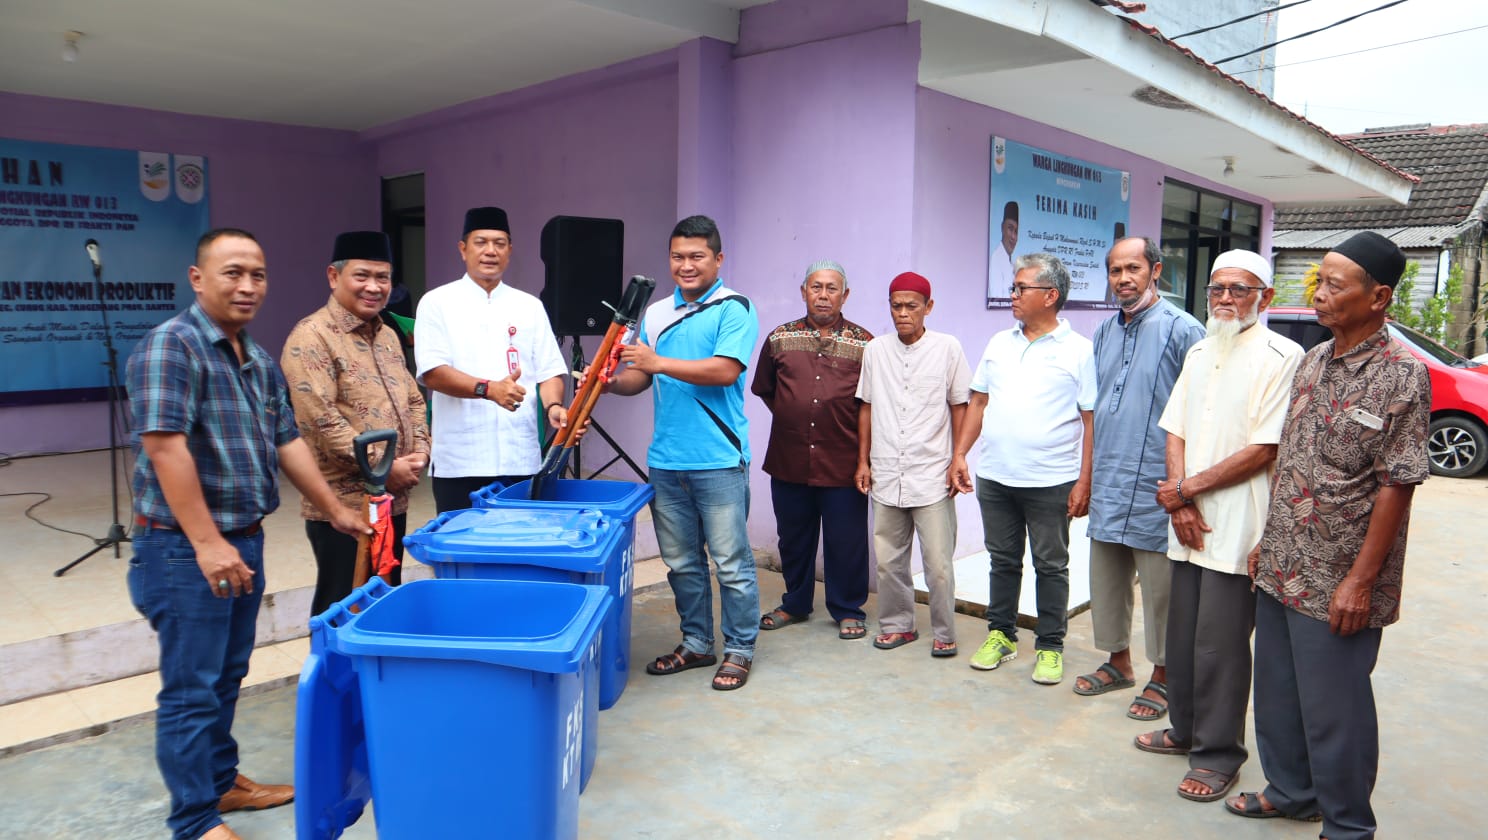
[463,206,510,237]
[330,231,392,264]
[1003,201,1019,222]
[1332,231,1406,288]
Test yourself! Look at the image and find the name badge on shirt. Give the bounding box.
[1347,407,1384,430]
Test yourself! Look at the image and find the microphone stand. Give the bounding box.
[55,258,131,576]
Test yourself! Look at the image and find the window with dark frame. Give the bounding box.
[1159,180,1261,320]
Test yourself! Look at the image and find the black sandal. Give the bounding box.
[645,645,717,676]
[711,653,752,691]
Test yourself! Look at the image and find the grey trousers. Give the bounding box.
[872,496,957,644]
[1166,560,1255,775]
[1254,590,1383,840]
[976,478,1073,651]
[1088,538,1171,665]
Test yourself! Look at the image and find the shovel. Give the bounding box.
[352,429,399,592]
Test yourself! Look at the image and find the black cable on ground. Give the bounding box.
[0,492,99,542]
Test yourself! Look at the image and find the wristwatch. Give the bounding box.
[473,380,490,399]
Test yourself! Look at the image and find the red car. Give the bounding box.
[1265,307,1488,477]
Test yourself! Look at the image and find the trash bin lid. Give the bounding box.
[324,578,613,674]
[403,507,621,573]
[295,625,371,840]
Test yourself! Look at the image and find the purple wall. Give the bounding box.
[367,53,683,480]
[910,87,1275,557]
[0,92,377,454]
[729,19,922,549]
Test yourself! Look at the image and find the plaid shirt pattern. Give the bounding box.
[128,302,299,531]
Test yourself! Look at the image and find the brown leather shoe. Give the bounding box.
[198,825,243,840]
[218,773,294,813]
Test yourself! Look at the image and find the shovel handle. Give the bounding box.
[353,429,399,494]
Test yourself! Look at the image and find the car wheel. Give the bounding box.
[1427,416,1488,478]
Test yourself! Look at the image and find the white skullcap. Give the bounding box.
[1210,249,1273,287]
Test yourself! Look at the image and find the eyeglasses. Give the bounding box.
[1205,284,1264,299]
[1008,284,1055,297]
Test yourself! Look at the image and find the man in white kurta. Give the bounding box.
[415,206,568,512]
[1134,250,1303,805]
[855,271,970,656]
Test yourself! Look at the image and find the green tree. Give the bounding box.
[1388,261,1421,329]
[1419,262,1464,348]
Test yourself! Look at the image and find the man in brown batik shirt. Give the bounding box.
[751,260,873,641]
[281,231,430,617]
[1228,232,1429,840]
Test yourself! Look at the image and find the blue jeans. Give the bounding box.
[128,528,266,840]
[976,477,1073,652]
[650,466,759,659]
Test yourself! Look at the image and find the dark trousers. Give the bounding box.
[975,477,1073,651]
[432,474,530,514]
[306,514,408,618]
[769,478,869,622]
[1166,559,1255,774]
[1254,590,1383,839]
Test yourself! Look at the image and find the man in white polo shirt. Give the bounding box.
[415,206,570,513]
[952,252,1095,686]
[1134,249,1302,805]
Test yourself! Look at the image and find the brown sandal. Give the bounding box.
[711,653,752,691]
[645,645,717,675]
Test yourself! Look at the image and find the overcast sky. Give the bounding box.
[1251,0,1488,135]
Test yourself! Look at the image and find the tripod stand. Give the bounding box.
[553,335,648,482]
[55,243,131,576]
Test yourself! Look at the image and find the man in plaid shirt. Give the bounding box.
[127,228,364,840]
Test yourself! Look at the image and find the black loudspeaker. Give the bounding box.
[540,216,624,336]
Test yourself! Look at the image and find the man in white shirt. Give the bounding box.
[951,253,1095,686]
[1133,250,1302,805]
[856,271,970,657]
[415,206,570,512]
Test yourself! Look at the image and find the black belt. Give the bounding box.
[134,514,263,538]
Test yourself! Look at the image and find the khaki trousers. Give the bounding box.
[872,496,958,644]
[1088,538,1171,665]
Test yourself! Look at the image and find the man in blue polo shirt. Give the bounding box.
[610,215,761,692]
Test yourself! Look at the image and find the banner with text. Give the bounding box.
[987,136,1129,309]
[0,139,208,406]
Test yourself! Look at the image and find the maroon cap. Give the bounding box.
[888,271,932,300]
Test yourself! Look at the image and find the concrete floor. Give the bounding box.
[2,465,1485,838]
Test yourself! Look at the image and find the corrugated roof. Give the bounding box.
[1276,126,1488,229]
[1272,223,1473,251]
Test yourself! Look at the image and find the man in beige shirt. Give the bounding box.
[855,271,970,656]
[281,231,430,617]
[1134,250,1301,804]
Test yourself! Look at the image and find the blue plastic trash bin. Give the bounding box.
[297,577,610,840]
[469,478,653,709]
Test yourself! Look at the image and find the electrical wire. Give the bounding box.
[1227,22,1488,74]
[0,492,100,542]
[1172,0,1313,41]
[0,447,137,542]
[1214,0,1413,64]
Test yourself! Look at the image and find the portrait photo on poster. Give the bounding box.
[987,136,1128,311]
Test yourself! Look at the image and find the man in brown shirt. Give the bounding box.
[1227,232,1429,840]
[281,231,431,617]
[751,260,874,640]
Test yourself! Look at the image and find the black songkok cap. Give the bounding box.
[1003,201,1019,222]
[330,231,393,264]
[463,206,510,237]
[1332,231,1406,288]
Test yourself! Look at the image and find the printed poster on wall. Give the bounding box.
[987,136,1129,310]
[0,139,209,406]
